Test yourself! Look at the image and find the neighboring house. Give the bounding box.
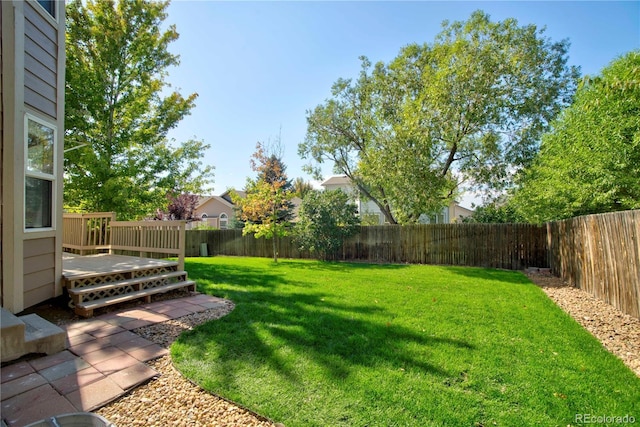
[1,0,66,313]
[320,175,474,224]
[191,195,236,229]
[191,190,303,229]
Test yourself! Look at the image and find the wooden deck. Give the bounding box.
[61,253,195,317]
[63,253,177,279]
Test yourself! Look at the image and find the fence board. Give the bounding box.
[548,210,640,319]
[187,223,548,269]
[185,212,640,318]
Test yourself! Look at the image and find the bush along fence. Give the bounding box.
[186,210,640,319]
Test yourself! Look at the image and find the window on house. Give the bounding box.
[25,115,56,229]
[201,213,208,219]
[37,0,56,18]
[220,213,228,229]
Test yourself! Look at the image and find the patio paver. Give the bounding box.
[0,294,227,427]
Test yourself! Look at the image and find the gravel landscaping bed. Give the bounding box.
[95,300,276,427]
[526,271,640,377]
[94,273,639,426]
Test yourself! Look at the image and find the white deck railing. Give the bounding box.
[62,213,186,270]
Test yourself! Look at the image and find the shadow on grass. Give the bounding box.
[178,260,474,392]
[280,259,410,272]
[446,265,532,285]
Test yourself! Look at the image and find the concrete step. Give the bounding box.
[1,308,66,363]
[1,308,26,363]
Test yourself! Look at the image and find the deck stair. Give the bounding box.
[63,254,196,318]
[1,308,66,363]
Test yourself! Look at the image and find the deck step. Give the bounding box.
[67,271,188,297]
[1,308,66,363]
[74,280,197,318]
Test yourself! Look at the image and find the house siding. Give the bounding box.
[193,197,235,229]
[23,1,58,119]
[1,0,65,313]
[321,176,473,224]
[23,237,55,308]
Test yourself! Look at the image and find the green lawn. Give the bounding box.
[171,257,640,427]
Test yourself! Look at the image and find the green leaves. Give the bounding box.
[64,0,213,219]
[294,189,360,260]
[512,51,640,222]
[300,10,578,224]
[234,142,295,262]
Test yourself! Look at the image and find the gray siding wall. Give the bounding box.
[23,1,57,119]
[23,237,55,308]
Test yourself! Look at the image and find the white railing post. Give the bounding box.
[178,221,185,271]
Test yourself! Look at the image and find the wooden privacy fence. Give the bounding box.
[343,224,548,269]
[186,212,640,319]
[186,229,310,260]
[547,210,640,319]
[63,213,186,270]
[186,223,548,269]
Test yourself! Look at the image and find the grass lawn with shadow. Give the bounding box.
[171,257,640,426]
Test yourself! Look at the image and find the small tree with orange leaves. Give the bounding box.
[232,142,294,262]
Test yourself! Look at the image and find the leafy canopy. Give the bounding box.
[156,192,199,221]
[232,142,294,262]
[300,10,579,225]
[294,189,361,260]
[512,50,640,223]
[64,0,213,220]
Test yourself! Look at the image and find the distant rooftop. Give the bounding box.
[320,175,351,187]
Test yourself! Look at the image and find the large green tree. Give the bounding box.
[64,0,213,219]
[300,10,579,224]
[512,51,640,223]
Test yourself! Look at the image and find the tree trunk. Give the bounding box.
[271,233,278,262]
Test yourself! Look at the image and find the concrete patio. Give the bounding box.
[1,294,227,427]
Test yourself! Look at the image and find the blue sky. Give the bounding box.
[163,1,640,206]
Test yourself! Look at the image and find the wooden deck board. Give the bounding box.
[62,253,178,279]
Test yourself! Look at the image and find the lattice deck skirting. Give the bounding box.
[63,254,196,317]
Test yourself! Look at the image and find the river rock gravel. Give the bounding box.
[526,270,640,377]
[95,273,639,426]
[95,300,276,427]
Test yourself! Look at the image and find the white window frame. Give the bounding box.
[219,212,228,229]
[33,0,59,23]
[24,113,57,232]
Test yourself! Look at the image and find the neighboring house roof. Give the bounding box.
[320,175,351,187]
[195,195,235,210]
